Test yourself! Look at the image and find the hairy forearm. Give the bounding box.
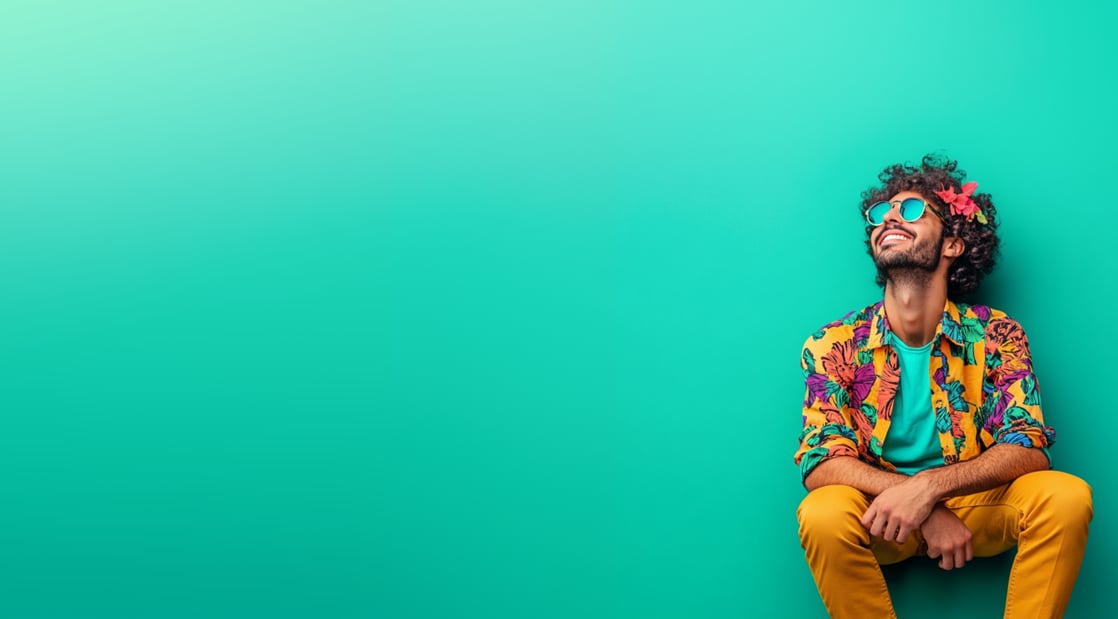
[916,443,1050,500]
[804,444,1049,500]
[803,456,909,496]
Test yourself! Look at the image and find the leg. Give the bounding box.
[797,485,922,619]
[945,470,1093,619]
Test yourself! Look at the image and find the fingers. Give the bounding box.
[895,524,913,544]
[930,545,969,571]
[877,519,902,542]
[876,517,893,540]
[935,549,957,570]
[928,544,953,569]
[926,543,964,570]
[863,508,916,542]
[886,518,919,543]
[863,503,926,543]
[865,510,890,539]
[860,505,877,531]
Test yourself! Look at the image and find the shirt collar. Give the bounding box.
[867,298,967,349]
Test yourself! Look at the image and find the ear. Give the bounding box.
[944,236,965,259]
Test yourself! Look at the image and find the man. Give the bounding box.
[794,155,1092,618]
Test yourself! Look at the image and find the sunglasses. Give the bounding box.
[865,198,945,227]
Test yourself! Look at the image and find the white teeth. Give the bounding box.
[883,234,910,242]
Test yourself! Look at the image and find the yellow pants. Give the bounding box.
[797,471,1092,619]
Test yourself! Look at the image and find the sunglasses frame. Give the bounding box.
[865,198,946,227]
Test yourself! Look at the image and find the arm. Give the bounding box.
[861,443,1049,544]
[916,442,1049,498]
[803,455,907,495]
[806,454,984,570]
[805,436,1048,498]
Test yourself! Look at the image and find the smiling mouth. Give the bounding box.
[879,231,913,248]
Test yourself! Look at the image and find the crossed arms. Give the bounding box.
[805,445,1049,569]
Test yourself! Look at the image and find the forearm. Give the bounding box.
[916,444,1050,500]
[803,455,909,496]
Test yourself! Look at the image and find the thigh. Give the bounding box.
[798,485,923,564]
[939,470,1084,557]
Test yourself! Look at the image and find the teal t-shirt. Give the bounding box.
[882,334,944,475]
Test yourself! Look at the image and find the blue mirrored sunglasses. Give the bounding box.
[865,198,945,226]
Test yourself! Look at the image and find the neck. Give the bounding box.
[883,275,948,348]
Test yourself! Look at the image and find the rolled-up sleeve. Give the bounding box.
[794,333,859,483]
[982,318,1057,450]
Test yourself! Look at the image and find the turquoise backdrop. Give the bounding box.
[2,1,1113,617]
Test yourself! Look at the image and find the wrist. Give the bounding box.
[913,468,948,502]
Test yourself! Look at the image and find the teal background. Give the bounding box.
[1,1,1113,617]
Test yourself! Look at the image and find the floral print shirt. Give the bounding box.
[794,299,1055,483]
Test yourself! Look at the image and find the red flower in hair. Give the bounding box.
[935,181,988,225]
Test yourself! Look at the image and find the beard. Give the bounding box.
[873,228,945,289]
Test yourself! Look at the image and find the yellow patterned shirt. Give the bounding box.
[794,299,1055,483]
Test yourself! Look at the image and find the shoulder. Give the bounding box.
[802,302,879,350]
[953,302,1030,346]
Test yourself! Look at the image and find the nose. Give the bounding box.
[880,202,905,226]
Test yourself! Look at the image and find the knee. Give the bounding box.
[1023,470,1093,525]
[797,485,869,548]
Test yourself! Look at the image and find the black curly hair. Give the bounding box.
[861,154,1000,300]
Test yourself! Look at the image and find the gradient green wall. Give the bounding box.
[2,1,1113,617]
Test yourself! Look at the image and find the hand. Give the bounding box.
[860,476,938,543]
[920,506,974,570]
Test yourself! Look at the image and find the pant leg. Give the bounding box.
[944,470,1093,619]
[797,485,922,619]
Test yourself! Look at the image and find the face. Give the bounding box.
[869,191,948,275]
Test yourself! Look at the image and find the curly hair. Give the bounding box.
[860,154,1000,299]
